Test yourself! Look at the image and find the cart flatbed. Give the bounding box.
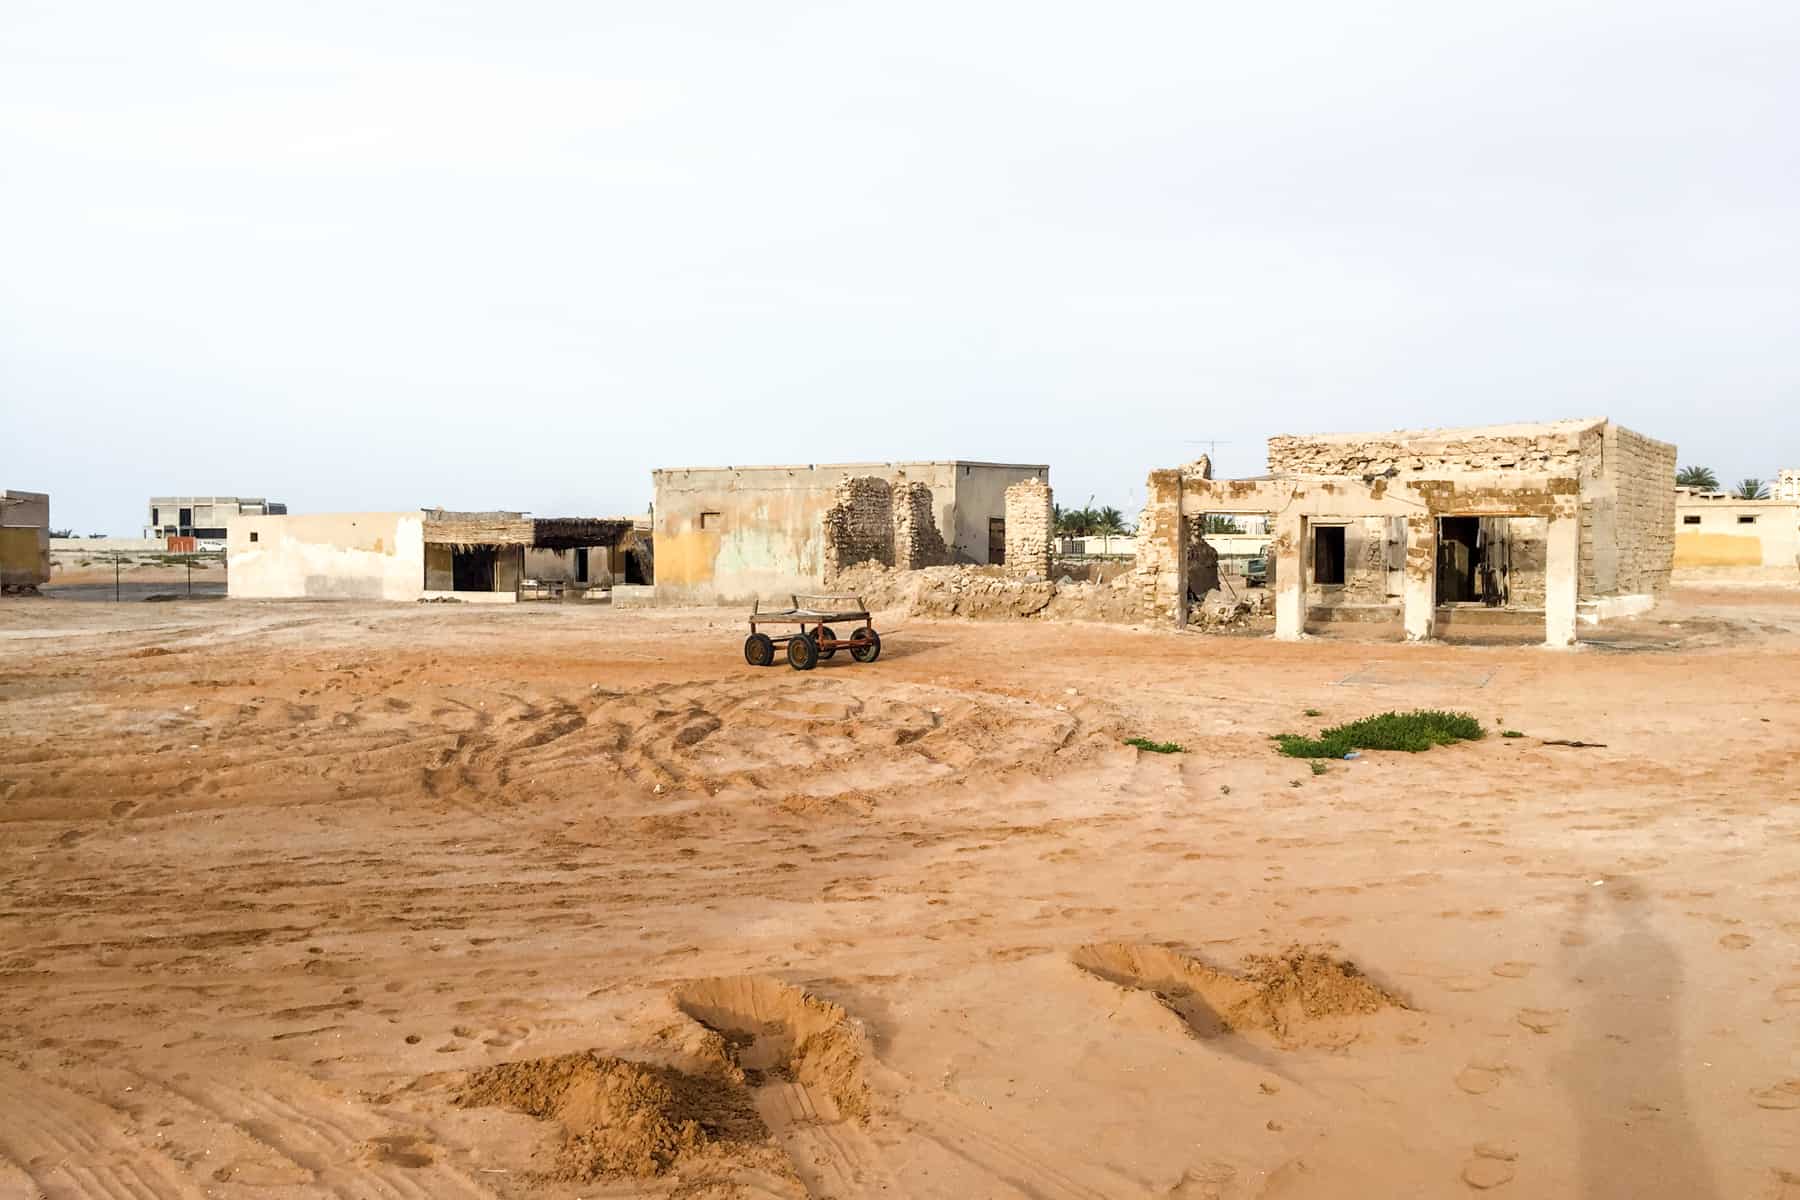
[744,594,882,670]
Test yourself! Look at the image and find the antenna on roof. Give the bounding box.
[1182,440,1232,457]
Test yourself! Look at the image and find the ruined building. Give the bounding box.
[651,461,1047,603]
[1136,419,1676,645]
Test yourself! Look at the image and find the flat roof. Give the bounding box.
[653,460,1048,474]
[1271,417,1608,444]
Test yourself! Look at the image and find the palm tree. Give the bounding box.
[1091,506,1128,553]
[1735,478,1769,499]
[1202,514,1244,535]
[1676,465,1719,490]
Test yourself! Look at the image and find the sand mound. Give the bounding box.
[454,1051,769,1180]
[1071,942,1404,1047]
[673,976,871,1123]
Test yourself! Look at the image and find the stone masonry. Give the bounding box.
[1003,478,1053,579]
[893,481,949,571]
[821,477,894,579]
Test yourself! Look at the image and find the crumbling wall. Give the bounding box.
[1003,478,1053,579]
[892,481,949,570]
[822,477,894,579]
[1268,423,1592,478]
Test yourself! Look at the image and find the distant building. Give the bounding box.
[1673,492,1800,583]
[146,496,286,540]
[1774,470,1800,503]
[1,490,51,593]
[226,510,644,602]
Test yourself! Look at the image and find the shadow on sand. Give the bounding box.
[1558,877,1717,1199]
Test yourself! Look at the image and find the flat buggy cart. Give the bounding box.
[744,594,882,670]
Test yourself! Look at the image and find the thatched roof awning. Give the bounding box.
[422,509,533,546]
[531,517,639,551]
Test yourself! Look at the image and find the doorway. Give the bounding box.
[1312,525,1346,586]
[1436,517,1509,606]
[573,547,589,584]
[451,547,498,591]
[989,518,1006,565]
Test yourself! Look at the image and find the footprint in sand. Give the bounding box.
[1775,983,1800,1005]
[1454,1063,1508,1096]
[1490,962,1535,979]
[1461,1143,1518,1190]
[1719,933,1754,950]
[1516,1008,1567,1035]
[1752,1081,1800,1111]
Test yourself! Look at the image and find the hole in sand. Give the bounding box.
[672,975,870,1123]
[1071,942,1406,1047]
[454,1052,772,1181]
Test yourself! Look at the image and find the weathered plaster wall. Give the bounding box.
[227,513,425,601]
[523,547,614,586]
[1003,478,1054,579]
[951,464,1050,564]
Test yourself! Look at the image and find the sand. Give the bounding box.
[1,586,1798,1198]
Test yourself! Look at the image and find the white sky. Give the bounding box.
[3,0,1796,533]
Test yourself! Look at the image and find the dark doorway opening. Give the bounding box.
[573,548,589,584]
[1436,517,1509,605]
[452,547,498,591]
[989,518,1006,565]
[1313,525,1346,586]
[623,546,651,585]
[1437,517,1479,603]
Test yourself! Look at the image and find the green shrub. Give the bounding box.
[1125,737,1184,754]
[1304,708,1322,717]
[1274,710,1484,759]
[1309,760,1328,776]
[1502,730,1524,739]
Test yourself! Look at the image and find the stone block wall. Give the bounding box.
[822,477,894,579]
[1576,424,1677,599]
[1609,424,1677,596]
[893,481,949,570]
[1003,478,1053,579]
[1268,425,1590,478]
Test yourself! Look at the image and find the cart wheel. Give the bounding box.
[818,626,839,660]
[850,629,881,663]
[787,633,820,671]
[744,633,775,667]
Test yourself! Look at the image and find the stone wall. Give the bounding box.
[1267,422,1593,478]
[822,477,894,579]
[1609,424,1677,596]
[1003,478,1053,579]
[893,481,949,571]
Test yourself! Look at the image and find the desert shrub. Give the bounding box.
[1274,710,1484,759]
[1125,737,1184,754]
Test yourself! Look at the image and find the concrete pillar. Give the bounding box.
[1273,512,1306,641]
[1403,515,1437,642]
[1544,509,1579,648]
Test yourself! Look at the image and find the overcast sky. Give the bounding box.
[3,1,1796,533]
